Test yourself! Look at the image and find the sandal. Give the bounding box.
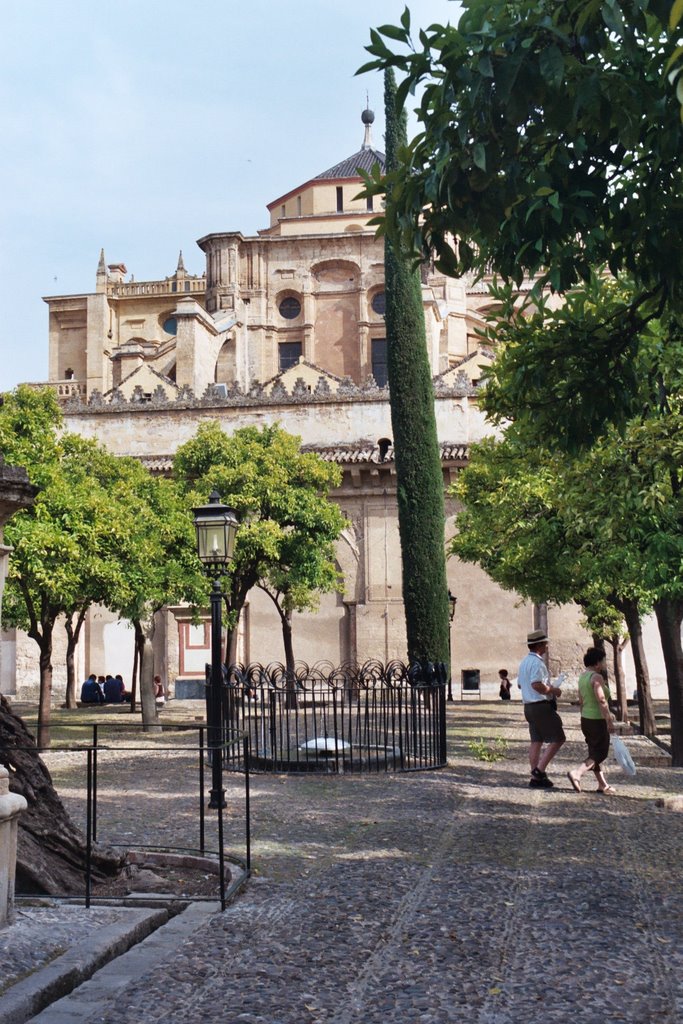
[567,771,582,793]
[596,786,617,795]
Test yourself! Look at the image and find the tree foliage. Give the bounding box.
[362,2,683,295]
[173,422,346,662]
[0,386,204,734]
[383,67,450,667]
[452,313,683,749]
[360,2,683,446]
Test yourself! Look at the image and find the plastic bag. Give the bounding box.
[611,734,636,777]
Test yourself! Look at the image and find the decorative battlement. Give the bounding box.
[62,370,477,414]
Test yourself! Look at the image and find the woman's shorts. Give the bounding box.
[580,717,610,767]
[524,701,566,744]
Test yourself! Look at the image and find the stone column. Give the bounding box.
[0,766,27,926]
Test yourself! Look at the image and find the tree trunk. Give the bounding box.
[129,632,139,713]
[609,634,629,723]
[0,694,124,894]
[64,631,77,709]
[534,603,550,668]
[282,607,297,710]
[64,605,88,710]
[654,598,683,767]
[282,607,295,674]
[383,68,449,666]
[135,618,161,734]
[621,597,656,736]
[226,624,238,666]
[35,627,55,750]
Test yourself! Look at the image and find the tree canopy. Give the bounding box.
[173,422,346,660]
[362,1,683,296]
[360,2,683,446]
[383,68,450,667]
[0,386,204,734]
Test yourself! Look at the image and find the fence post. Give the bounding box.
[85,748,93,908]
[244,735,251,873]
[92,723,98,844]
[198,727,205,855]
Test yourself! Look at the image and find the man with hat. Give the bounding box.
[518,628,565,787]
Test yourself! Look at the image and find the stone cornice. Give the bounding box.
[138,441,469,476]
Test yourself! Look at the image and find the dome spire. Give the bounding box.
[361,96,375,150]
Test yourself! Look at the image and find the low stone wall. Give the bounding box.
[0,766,27,926]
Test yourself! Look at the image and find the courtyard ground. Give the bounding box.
[2,699,682,1024]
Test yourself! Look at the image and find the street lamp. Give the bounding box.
[193,491,239,809]
[447,590,458,702]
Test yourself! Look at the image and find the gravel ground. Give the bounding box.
[4,701,683,1023]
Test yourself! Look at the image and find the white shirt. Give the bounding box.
[518,651,550,704]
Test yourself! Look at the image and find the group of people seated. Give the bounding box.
[80,673,131,705]
[80,673,167,706]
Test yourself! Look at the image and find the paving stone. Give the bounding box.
[2,704,682,1023]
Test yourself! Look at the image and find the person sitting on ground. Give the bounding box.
[80,673,104,704]
[104,673,129,704]
[154,675,166,706]
[498,669,512,701]
[115,674,131,703]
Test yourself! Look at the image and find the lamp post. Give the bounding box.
[193,491,239,809]
[447,590,458,702]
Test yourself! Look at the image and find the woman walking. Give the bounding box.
[567,647,616,794]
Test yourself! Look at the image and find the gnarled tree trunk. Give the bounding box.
[0,694,124,894]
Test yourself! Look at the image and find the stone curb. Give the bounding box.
[25,902,220,1024]
[0,907,167,1024]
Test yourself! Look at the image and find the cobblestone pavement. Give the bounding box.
[8,702,683,1023]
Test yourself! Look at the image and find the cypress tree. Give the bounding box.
[383,68,449,666]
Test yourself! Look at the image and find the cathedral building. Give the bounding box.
[2,111,590,700]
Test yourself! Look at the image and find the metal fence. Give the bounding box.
[5,723,251,911]
[211,660,448,774]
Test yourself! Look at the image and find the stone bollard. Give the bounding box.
[0,765,28,927]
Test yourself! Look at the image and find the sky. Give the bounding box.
[0,0,459,392]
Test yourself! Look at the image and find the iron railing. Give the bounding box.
[4,723,251,911]
[210,660,448,774]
